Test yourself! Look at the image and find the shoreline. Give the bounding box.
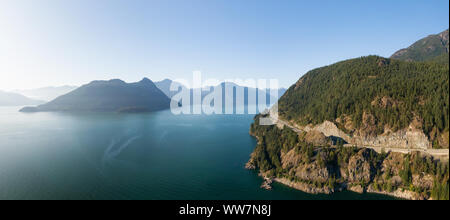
[262,175,421,200]
[249,119,444,200]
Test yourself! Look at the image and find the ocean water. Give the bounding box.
[0,106,394,200]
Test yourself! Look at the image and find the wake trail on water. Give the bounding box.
[102,136,141,167]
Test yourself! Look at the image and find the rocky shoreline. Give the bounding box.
[273,177,334,194]
[247,117,449,200]
[365,185,422,200]
[250,169,424,200]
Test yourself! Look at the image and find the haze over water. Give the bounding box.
[0,106,394,200]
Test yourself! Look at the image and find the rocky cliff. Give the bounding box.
[282,118,432,150]
[248,115,449,200]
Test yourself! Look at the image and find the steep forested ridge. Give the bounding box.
[278,56,449,146]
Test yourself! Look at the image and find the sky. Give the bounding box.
[0,0,448,90]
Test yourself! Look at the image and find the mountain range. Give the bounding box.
[20,78,171,113]
[155,79,286,106]
[0,91,45,106]
[18,78,285,113]
[14,86,78,102]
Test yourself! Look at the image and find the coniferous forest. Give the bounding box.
[278,56,449,147]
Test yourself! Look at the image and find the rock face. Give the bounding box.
[347,149,374,183]
[245,151,257,170]
[251,143,429,199]
[252,144,442,199]
[290,120,432,150]
[280,149,303,171]
[256,149,432,199]
[260,177,273,190]
[349,185,364,194]
[248,115,450,200]
[294,162,331,183]
[309,121,352,143]
[366,185,421,200]
[371,96,399,109]
[274,178,334,194]
[413,174,434,190]
[353,127,430,149]
[304,130,330,146]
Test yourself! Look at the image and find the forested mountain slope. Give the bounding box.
[278,56,449,148]
[391,29,448,64]
[248,29,450,200]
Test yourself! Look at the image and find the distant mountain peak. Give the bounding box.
[160,79,172,83]
[139,77,153,84]
[88,79,126,86]
[391,29,449,63]
[0,90,45,106]
[109,79,126,84]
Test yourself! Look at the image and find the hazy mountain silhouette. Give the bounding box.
[155,79,286,107]
[14,86,78,102]
[0,91,45,106]
[20,78,170,113]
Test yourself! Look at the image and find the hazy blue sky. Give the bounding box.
[0,0,448,90]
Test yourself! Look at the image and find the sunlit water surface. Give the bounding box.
[0,106,395,200]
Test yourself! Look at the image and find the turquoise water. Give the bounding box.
[0,106,394,200]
